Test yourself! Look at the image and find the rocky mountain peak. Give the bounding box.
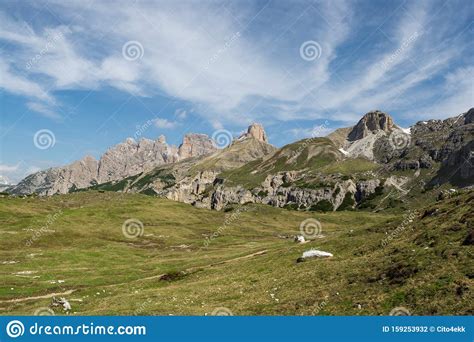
[81,155,97,163]
[0,175,13,192]
[464,108,473,124]
[125,137,136,145]
[0,175,10,185]
[348,110,395,141]
[240,123,268,143]
[157,135,166,144]
[178,133,217,159]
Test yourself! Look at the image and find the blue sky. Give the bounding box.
[0,0,473,183]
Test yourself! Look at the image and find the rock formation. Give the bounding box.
[97,137,180,184]
[178,134,217,159]
[0,175,13,192]
[347,110,396,141]
[239,123,268,143]
[8,109,473,212]
[8,133,216,196]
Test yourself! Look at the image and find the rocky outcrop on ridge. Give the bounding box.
[8,134,216,196]
[347,110,396,141]
[239,123,268,143]
[178,134,217,159]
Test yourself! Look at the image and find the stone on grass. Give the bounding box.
[302,249,333,259]
[294,235,306,243]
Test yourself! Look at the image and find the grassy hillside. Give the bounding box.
[220,137,346,188]
[0,190,471,315]
[189,138,277,173]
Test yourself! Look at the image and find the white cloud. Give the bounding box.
[288,125,333,139]
[409,66,474,119]
[0,60,53,102]
[27,102,61,119]
[0,161,50,184]
[0,163,20,184]
[0,0,471,127]
[154,118,178,129]
[174,108,187,120]
[0,164,19,172]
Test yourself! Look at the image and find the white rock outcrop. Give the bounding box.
[302,249,333,258]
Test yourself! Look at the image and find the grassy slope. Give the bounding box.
[220,138,350,188]
[189,138,277,174]
[0,190,472,315]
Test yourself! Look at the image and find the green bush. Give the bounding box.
[337,192,355,211]
[309,200,333,212]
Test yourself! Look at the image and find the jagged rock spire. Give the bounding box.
[240,123,268,143]
[348,110,395,141]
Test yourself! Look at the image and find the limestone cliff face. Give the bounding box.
[347,110,395,141]
[140,165,389,212]
[97,137,180,184]
[328,108,474,185]
[0,175,14,192]
[178,134,217,159]
[165,109,472,211]
[9,155,99,196]
[239,123,268,143]
[9,109,473,202]
[328,110,403,161]
[9,133,215,196]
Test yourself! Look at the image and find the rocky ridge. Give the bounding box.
[137,109,473,211]
[347,110,396,141]
[7,109,474,213]
[8,133,217,196]
[239,123,268,143]
[0,175,14,192]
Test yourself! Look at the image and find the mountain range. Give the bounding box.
[7,108,474,212]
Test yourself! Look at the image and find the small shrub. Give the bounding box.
[309,200,333,212]
[337,193,355,211]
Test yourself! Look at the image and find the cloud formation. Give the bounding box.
[0,0,472,128]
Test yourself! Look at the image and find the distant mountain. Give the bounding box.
[328,110,404,160]
[328,108,474,186]
[0,175,14,192]
[87,123,277,207]
[7,109,474,213]
[124,108,471,211]
[0,175,11,184]
[7,134,217,196]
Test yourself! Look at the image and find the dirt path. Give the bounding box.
[2,249,269,302]
[1,289,76,304]
[207,250,268,267]
[104,249,269,288]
